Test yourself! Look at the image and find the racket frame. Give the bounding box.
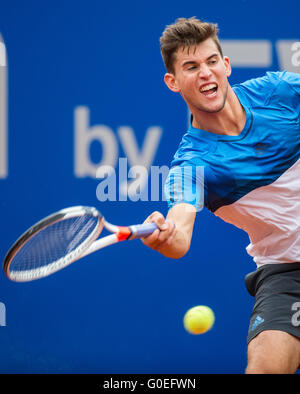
[3,206,103,282]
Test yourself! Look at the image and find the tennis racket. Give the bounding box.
[3,206,158,282]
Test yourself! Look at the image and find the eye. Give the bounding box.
[208,58,218,65]
[187,65,197,71]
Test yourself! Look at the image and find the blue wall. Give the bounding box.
[0,0,299,373]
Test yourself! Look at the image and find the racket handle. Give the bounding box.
[129,222,158,239]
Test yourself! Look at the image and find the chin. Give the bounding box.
[203,98,226,114]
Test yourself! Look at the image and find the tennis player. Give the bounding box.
[142,17,300,374]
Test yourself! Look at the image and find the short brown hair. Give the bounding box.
[160,17,223,74]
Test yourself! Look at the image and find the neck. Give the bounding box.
[191,87,246,136]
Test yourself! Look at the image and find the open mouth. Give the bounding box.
[200,83,218,97]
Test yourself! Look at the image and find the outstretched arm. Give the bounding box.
[141,203,196,259]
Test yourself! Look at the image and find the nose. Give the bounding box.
[198,63,212,79]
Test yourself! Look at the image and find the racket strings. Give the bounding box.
[9,215,99,273]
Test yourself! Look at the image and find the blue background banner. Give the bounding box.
[0,0,299,373]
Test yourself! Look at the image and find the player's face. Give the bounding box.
[164,38,231,114]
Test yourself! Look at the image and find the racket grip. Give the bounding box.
[129,222,158,239]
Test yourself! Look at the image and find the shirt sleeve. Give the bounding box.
[282,71,300,97]
[280,71,300,117]
[164,163,205,212]
[234,71,300,108]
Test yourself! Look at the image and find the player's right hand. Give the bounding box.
[141,211,176,252]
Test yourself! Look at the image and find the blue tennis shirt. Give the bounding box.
[164,71,300,267]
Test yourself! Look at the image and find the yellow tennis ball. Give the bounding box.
[183,305,215,335]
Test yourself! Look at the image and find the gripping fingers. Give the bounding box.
[141,212,175,251]
[158,221,176,248]
[152,220,175,249]
[142,228,161,245]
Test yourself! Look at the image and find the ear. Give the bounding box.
[164,73,180,93]
[223,56,232,78]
